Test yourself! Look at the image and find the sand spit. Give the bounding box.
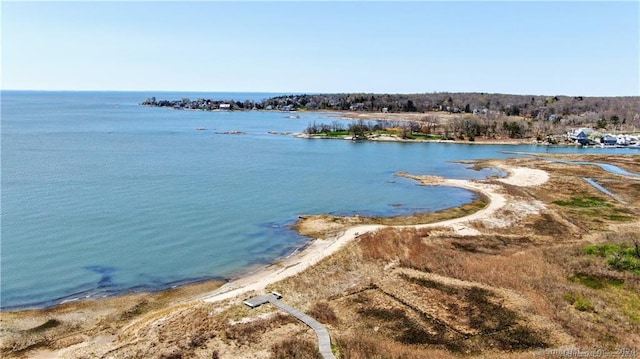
[8,164,553,359]
[201,166,549,304]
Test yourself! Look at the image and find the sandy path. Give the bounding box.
[201,166,548,305]
[200,224,383,303]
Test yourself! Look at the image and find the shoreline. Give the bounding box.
[5,155,639,358]
[295,132,554,146]
[143,104,637,147]
[6,151,627,313]
[1,164,541,314]
[198,164,550,304]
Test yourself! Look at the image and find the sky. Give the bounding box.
[1,1,639,96]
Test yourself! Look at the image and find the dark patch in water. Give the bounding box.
[84,265,117,289]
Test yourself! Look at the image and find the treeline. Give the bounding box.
[140,97,259,111]
[264,93,639,123]
[141,93,639,127]
[305,117,534,141]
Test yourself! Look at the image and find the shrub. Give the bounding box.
[553,196,611,208]
[308,302,338,326]
[270,338,322,359]
[584,242,640,274]
[563,292,595,312]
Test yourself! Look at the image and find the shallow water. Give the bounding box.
[547,158,640,177]
[583,177,621,200]
[2,91,638,310]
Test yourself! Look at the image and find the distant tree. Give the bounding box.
[404,100,418,112]
[349,120,368,139]
[330,121,345,132]
[610,115,620,128]
[502,121,525,138]
[305,122,320,134]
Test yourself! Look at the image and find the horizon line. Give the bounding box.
[2,89,638,98]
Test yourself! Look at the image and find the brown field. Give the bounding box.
[1,154,639,358]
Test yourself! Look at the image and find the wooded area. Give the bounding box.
[143,93,639,124]
[142,93,640,141]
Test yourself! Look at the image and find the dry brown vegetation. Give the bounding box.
[1,154,639,358]
[294,197,488,239]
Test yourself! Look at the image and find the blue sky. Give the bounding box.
[2,1,638,96]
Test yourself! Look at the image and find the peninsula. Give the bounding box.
[142,93,640,145]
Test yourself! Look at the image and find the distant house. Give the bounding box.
[219,103,231,110]
[280,105,295,111]
[616,135,631,146]
[473,108,489,116]
[601,135,617,146]
[568,128,595,145]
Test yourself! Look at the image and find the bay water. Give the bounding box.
[1,91,635,310]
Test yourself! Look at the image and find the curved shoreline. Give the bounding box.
[1,166,547,313]
[200,165,550,305]
[6,163,556,359]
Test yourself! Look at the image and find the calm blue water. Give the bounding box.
[2,91,637,310]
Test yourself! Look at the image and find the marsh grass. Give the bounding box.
[550,192,635,226]
[400,274,459,295]
[569,272,624,289]
[223,313,296,346]
[293,195,488,239]
[307,302,338,326]
[5,155,640,359]
[0,317,84,355]
[584,242,640,274]
[270,338,322,359]
[553,195,612,208]
[563,292,595,312]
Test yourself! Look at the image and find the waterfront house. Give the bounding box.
[616,135,632,146]
[219,103,231,110]
[568,128,595,145]
[601,135,618,146]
